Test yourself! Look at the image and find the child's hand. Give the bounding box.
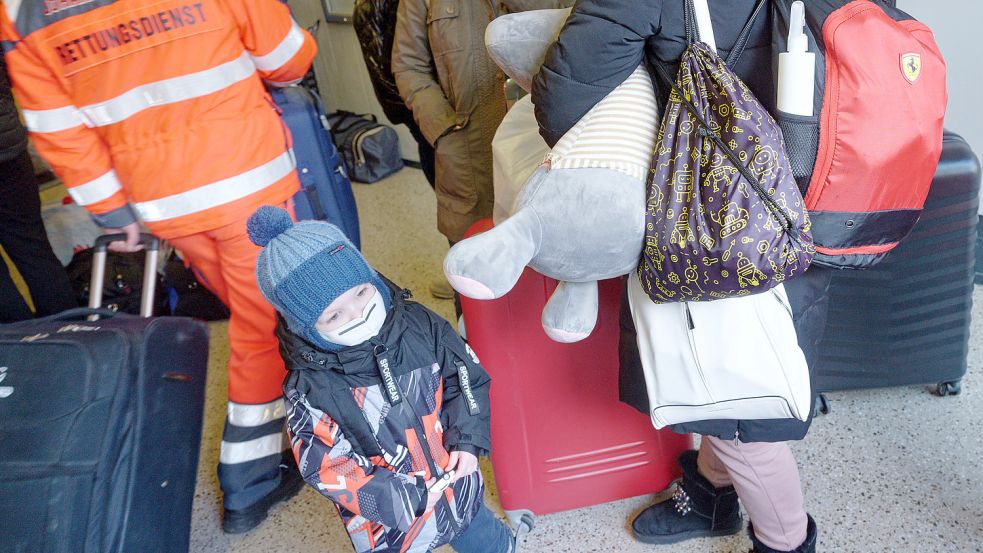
[424,478,442,512]
[445,451,478,481]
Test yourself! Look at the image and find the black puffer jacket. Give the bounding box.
[533,0,775,148]
[535,0,834,443]
[0,54,28,163]
[353,0,414,127]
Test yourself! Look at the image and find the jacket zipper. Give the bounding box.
[543,152,558,171]
[374,346,463,535]
[401,386,463,536]
[683,303,716,403]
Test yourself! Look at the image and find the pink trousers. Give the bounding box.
[697,437,808,551]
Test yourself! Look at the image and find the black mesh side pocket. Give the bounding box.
[776,110,819,196]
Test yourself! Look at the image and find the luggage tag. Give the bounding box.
[374,344,402,405]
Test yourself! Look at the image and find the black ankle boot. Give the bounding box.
[631,450,743,544]
[222,452,305,534]
[748,514,817,553]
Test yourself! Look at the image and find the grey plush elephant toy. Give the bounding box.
[443,8,659,342]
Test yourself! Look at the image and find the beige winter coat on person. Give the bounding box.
[393,0,571,242]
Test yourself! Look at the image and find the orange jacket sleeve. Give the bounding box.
[0,8,135,227]
[224,0,317,86]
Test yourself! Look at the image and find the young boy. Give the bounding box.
[247,206,515,553]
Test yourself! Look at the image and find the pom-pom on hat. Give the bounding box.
[247,206,391,350]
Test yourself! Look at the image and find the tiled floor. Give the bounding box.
[188,167,983,552]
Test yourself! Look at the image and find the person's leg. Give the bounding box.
[0,252,32,322]
[170,223,299,533]
[697,439,733,488]
[448,503,514,553]
[209,217,301,530]
[0,150,76,318]
[701,436,810,551]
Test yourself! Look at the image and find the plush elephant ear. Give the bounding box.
[484,8,572,93]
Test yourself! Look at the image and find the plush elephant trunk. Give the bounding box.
[484,8,572,92]
[444,207,543,299]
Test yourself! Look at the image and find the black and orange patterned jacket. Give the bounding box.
[279,290,492,553]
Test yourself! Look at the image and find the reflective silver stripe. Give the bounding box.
[67,170,123,206]
[251,21,305,72]
[77,53,256,127]
[5,0,22,22]
[133,150,295,222]
[22,106,84,133]
[219,434,283,465]
[227,399,286,428]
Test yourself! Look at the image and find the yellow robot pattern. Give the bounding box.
[639,42,814,304]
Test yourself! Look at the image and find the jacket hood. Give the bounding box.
[277,287,413,376]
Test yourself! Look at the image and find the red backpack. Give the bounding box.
[772,0,947,268]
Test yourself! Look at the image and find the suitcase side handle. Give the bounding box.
[89,233,160,318]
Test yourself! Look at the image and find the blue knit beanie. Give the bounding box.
[247,206,392,351]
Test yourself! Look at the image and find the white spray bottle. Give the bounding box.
[777,1,815,116]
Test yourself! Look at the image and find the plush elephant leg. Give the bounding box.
[444,208,542,300]
[541,280,598,343]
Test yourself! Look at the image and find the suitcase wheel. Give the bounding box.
[934,380,962,397]
[505,509,535,541]
[813,393,831,417]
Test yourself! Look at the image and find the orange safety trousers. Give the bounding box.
[169,213,284,404]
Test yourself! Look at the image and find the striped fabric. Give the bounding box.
[547,66,658,181]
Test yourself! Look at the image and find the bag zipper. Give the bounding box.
[354,126,385,166]
[682,303,716,403]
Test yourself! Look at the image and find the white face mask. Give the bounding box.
[318,290,386,346]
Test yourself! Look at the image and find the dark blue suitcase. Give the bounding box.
[271,86,362,249]
[0,236,208,553]
[814,132,981,396]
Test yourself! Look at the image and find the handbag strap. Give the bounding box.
[684,0,765,67]
[686,0,717,53]
[328,112,379,135]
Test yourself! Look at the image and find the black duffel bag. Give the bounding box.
[326,111,403,183]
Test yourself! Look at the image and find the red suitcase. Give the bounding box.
[460,219,692,533]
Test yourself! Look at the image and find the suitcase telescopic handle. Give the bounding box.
[88,233,160,319]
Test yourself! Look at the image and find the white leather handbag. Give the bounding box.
[627,274,812,429]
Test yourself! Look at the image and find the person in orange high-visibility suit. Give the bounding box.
[1,0,316,533]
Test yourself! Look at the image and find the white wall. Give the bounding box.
[896,0,983,213]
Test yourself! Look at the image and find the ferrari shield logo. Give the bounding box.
[901,53,921,83]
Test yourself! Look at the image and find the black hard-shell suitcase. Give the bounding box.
[0,235,209,553]
[814,132,980,395]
